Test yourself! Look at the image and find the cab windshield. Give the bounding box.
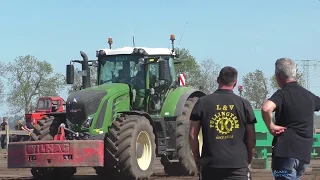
[37,99,51,110]
[99,55,145,88]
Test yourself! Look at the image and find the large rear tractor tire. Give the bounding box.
[29,117,76,180]
[161,97,203,176]
[98,114,156,180]
[30,117,57,141]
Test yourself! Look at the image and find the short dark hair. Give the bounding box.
[218,66,238,86]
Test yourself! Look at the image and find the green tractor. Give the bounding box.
[8,34,205,179]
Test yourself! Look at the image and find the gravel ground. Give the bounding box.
[1,149,320,180]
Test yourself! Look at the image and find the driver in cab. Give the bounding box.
[133,70,145,89]
[115,69,130,83]
[115,68,145,89]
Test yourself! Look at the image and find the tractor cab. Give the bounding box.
[36,97,65,113]
[25,96,66,125]
[66,34,182,114]
[94,35,181,112]
[96,46,177,111]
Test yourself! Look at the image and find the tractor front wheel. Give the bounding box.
[161,97,202,176]
[100,114,156,179]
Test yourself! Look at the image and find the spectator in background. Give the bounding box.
[0,117,8,149]
[14,120,23,130]
[261,58,319,179]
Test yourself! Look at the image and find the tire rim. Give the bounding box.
[191,128,203,156]
[136,131,152,171]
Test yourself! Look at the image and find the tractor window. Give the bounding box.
[152,57,174,86]
[52,100,60,112]
[100,61,123,84]
[130,61,139,77]
[62,99,66,111]
[37,99,51,110]
[99,55,144,86]
[52,100,60,106]
[149,63,159,85]
[168,57,175,81]
[148,57,175,88]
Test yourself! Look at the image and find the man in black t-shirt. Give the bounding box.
[190,66,256,180]
[261,58,319,180]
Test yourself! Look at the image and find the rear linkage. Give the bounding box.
[55,123,92,140]
[54,123,78,140]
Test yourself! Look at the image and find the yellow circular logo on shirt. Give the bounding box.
[215,116,235,135]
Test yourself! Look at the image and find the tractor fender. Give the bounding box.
[174,89,206,116]
[118,110,158,143]
[118,111,155,128]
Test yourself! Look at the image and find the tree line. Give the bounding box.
[173,49,305,110]
[0,48,305,117]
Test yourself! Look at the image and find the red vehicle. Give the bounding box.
[25,96,65,126]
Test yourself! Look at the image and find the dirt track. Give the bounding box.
[0,149,320,180]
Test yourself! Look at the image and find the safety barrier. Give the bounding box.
[0,125,30,150]
[254,110,320,169]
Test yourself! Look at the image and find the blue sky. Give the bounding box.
[0,0,320,115]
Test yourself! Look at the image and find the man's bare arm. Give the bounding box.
[261,100,286,135]
[189,120,201,164]
[246,124,255,164]
[261,100,277,129]
[261,100,276,129]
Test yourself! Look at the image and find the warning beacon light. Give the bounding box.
[170,34,176,53]
[170,34,175,41]
[108,37,113,49]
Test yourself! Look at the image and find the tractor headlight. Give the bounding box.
[133,48,139,54]
[81,116,94,129]
[133,48,146,55]
[99,50,106,56]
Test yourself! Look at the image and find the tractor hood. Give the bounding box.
[66,83,130,126]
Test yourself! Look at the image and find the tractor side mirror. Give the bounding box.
[66,64,74,84]
[159,60,170,81]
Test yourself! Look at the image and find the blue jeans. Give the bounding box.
[199,167,251,180]
[271,157,309,180]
